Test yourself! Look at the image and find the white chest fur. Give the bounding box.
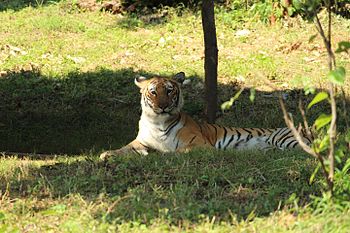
[136,113,183,152]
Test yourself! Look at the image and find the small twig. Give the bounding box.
[314,13,336,70]
[106,195,132,215]
[298,99,312,138]
[328,83,336,190]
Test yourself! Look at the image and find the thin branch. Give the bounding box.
[279,97,333,189]
[326,1,336,190]
[328,84,336,189]
[313,3,336,193]
[314,13,336,70]
[279,98,316,157]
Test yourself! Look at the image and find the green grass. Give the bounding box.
[0,149,326,232]
[0,0,350,232]
[0,150,349,232]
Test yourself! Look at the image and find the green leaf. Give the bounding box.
[221,88,243,111]
[307,91,329,109]
[41,204,66,216]
[314,114,332,130]
[318,134,330,153]
[246,209,256,221]
[304,86,315,95]
[345,129,350,143]
[335,148,345,163]
[221,101,232,111]
[335,41,350,54]
[0,212,5,221]
[292,0,302,10]
[328,67,346,86]
[0,224,9,233]
[309,163,321,184]
[342,158,350,173]
[308,34,318,43]
[249,88,256,102]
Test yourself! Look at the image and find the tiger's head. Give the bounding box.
[135,72,185,116]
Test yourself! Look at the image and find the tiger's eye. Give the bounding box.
[150,90,157,95]
[167,89,173,95]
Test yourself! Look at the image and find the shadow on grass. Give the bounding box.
[0,0,62,11]
[0,68,144,154]
[1,68,348,154]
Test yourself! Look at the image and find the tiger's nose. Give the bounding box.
[158,101,168,110]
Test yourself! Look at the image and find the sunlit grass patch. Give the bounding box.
[0,149,346,232]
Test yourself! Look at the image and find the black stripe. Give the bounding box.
[143,95,149,107]
[223,135,235,150]
[236,129,241,141]
[292,141,299,148]
[175,139,180,150]
[131,147,139,154]
[278,135,295,148]
[286,139,296,148]
[218,141,221,149]
[246,134,253,141]
[243,128,253,134]
[277,127,290,137]
[258,128,267,136]
[256,129,262,136]
[222,127,228,144]
[271,128,285,146]
[303,134,312,144]
[305,137,312,145]
[196,121,203,134]
[277,129,293,146]
[163,115,181,135]
[234,139,244,148]
[175,89,180,106]
[259,128,267,135]
[139,142,149,150]
[189,135,197,144]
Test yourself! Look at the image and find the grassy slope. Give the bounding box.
[0,1,350,232]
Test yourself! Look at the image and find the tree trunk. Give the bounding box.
[201,0,218,124]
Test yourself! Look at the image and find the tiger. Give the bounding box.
[99,72,312,160]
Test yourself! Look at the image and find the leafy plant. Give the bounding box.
[280,0,349,203]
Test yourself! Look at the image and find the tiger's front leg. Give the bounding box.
[175,134,213,153]
[99,139,149,160]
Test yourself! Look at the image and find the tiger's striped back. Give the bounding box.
[199,124,312,151]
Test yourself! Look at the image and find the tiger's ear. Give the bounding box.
[134,76,148,89]
[173,72,185,84]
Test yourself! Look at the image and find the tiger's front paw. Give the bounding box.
[99,149,123,160]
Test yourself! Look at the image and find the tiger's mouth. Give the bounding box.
[153,106,176,115]
[156,109,172,115]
